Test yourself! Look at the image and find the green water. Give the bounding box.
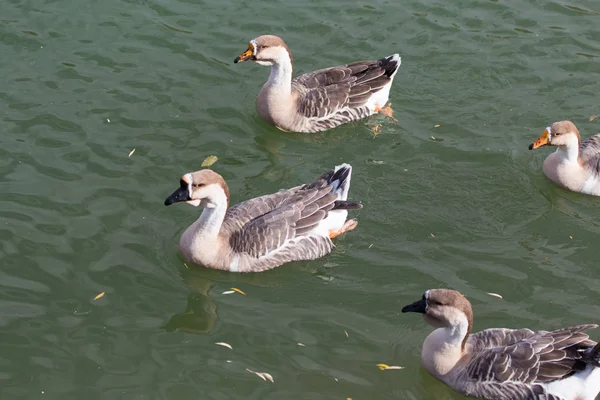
[1,0,600,398]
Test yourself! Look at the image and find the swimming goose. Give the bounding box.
[164,164,362,272]
[234,35,401,133]
[402,289,600,400]
[529,120,600,196]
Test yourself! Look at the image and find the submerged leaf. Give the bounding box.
[230,287,246,296]
[371,124,382,137]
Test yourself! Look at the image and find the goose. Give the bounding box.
[233,34,401,133]
[529,120,600,195]
[164,164,362,272]
[402,289,600,400]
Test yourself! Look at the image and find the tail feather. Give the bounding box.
[585,342,600,367]
[329,163,352,200]
[333,200,362,210]
[378,54,401,79]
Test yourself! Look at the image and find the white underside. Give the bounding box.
[366,54,401,112]
[311,210,348,237]
[581,174,600,195]
[307,163,352,237]
[541,365,600,400]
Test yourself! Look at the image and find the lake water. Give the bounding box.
[1,0,600,398]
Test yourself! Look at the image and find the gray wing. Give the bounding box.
[460,325,598,399]
[226,183,339,259]
[579,134,600,175]
[292,58,395,119]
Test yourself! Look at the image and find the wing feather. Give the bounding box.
[464,324,598,391]
[292,57,398,120]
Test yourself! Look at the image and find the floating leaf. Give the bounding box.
[487,292,503,299]
[215,342,233,350]
[183,263,189,269]
[377,363,404,370]
[230,287,246,296]
[246,369,274,383]
[93,292,105,301]
[590,115,599,121]
[434,124,440,128]
[128,148,135,157]
[201,155,218,167]
[344,330,349,338]
[222,290,235,295]
[297,343,305,347]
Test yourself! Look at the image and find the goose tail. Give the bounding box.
[379,53,401,80]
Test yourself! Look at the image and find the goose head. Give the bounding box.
[402,289,473,337]
[529,120,581,150]
[234,35,292,66]
[164,169,230,208]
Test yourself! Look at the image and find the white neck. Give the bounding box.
[195,187,228,239]
[183,186,229,246]
[265,55,293,94]
[554,137,580,164]
[422,315,469,377]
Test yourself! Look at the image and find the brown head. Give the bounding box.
[529,120,581,150]
[234,35,293,66]
[164,169,230,208]
[402,289,474,350]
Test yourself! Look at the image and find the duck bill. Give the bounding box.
[164,187,191,206]
[529,129,551,150]
[401,298,427,314]
[234,46,255,63]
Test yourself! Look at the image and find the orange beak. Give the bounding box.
[529,128,551,150]
[234,44,255,63]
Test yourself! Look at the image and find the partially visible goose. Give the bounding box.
[164,164,362,272]
[402,289,600,400]
[529,120,600,196]
[234,34,401,133]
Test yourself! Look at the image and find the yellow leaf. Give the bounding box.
[93,292,105,301]
[201,155,218,167]
[377,363,404,370]
[297,343,305,347]
[434,124,440,128]
[231,287,246,296]
[344,330,349,338]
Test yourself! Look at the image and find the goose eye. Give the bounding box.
[554,132,560,136]
[193,183,205,188]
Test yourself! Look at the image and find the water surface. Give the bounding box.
[1,0,600,398]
